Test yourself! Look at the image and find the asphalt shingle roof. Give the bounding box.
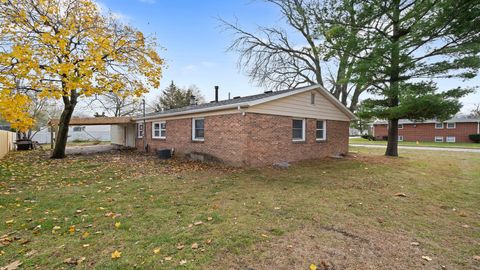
[140,85,312,118]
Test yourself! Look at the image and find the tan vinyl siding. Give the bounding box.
[246,90,351,121]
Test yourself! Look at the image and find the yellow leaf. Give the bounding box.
[68,225,75,234]
[5,219,14,224]
[82,231,89,239]
[153,248,160,254]
[111,250,121,259]
[310,264,317,270]
[114,222,121,229]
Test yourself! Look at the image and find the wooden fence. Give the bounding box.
[0,130,16,159]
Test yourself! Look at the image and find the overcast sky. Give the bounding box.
[94,0,479,114]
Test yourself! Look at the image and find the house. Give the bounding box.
[133,85,356,166]
[373,117,480,143]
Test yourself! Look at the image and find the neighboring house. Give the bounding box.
[373,117,480,143]
[133,85,356,166]
[32,125,111,144]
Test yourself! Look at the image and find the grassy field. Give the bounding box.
[350,137,480,148]
[0,148,479,269]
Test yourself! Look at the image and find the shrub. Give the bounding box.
[469,134,480,143]
[361,134,375,141]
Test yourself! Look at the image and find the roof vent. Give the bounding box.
[233,96,241,99]
[264,90,273,94]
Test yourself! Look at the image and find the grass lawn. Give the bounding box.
[0,148,479,269]
[350,137,480,148]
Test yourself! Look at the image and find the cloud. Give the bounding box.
[94,1,131,23]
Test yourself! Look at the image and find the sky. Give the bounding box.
[97,0,479,114]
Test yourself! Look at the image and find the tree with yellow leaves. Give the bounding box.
[0,0,164,158]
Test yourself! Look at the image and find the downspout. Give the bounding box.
[142,99,147,152]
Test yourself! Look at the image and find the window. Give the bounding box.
[292,119,305,141]
[137,123,144,138]
[192,118,204,141]
[73,126,85,132]
[435,136,443,142]
[435,123,444,129]
[446,136,456,143]
[398,135,404,141]
[311,93,315,104]
[152,121,166,139]
[446,122,456,129]
[316,120,326,141]
[398,124,404,129]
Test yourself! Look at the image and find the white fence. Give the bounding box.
[0,130,16,159]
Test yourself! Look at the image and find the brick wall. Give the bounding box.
[373,122,479,142]
[244,114,349,166]
[136,113,350,166]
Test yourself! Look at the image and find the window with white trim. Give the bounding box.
[137,123,144,138]
[152,121,166,139]
[311,93,315,104]
[434,136,443,142]
[398,124,403,129]
[292,119,305,141]
[446,122,456,129]
[435,123,444,129]
[73,126,85,132]
[446,136,456,143]
[192,118,204,141]
[316,120,326,141]
[398,135,404,141]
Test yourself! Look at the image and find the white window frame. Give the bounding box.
[152,121,166,139]
[398,124,403,129]
[434,136,443,142]
[446,136,456,143]
[137,123,144,138]
[398,135,404,141]
[316,120,326,141]
[446,122,456,129]
[192,118,205,141]
[292,118,306,142]
[435,123,444,129]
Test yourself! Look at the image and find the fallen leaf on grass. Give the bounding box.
[82,231,90,239]
[68,225,75,234]
[176,244,184,250]
[394,192,407,197]
[473,255,480,261]
[164,256,172,261]
[410,242,420,246]
[5,220,14,225]
[207,217,213,221]
[179,259,187,265]
[191,243,198,249]
[422,256,432,261]
[114,222,121,229]
[309,263,317,270]
[153,248,160,254]
[1,260,22,270]
[111,250,122,259]
[82,244,90,248]
[194,221,203,226]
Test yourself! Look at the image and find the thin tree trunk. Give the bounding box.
[51,93,77,158]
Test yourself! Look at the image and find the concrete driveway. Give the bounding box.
[66,144,119,155]
[350,144,480,153]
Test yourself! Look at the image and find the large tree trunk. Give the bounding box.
[385,119,399,156]
[386,0,401,157]
[51,94,77,158]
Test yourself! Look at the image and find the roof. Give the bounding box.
[49,117,133,126]
[374,116,480,125]
[134,84,357,120]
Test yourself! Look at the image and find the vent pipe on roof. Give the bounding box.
[190,95,196,105]
[228,92,231,100]
[214,86,219,103]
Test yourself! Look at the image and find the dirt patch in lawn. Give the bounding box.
[211,225,450,270]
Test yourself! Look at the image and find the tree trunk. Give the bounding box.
[385,0,401,157]
[51,94,77,158]
[385,119,399,156]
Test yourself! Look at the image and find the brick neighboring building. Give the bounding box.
[133,85,356,167]
[373,118,480,143]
